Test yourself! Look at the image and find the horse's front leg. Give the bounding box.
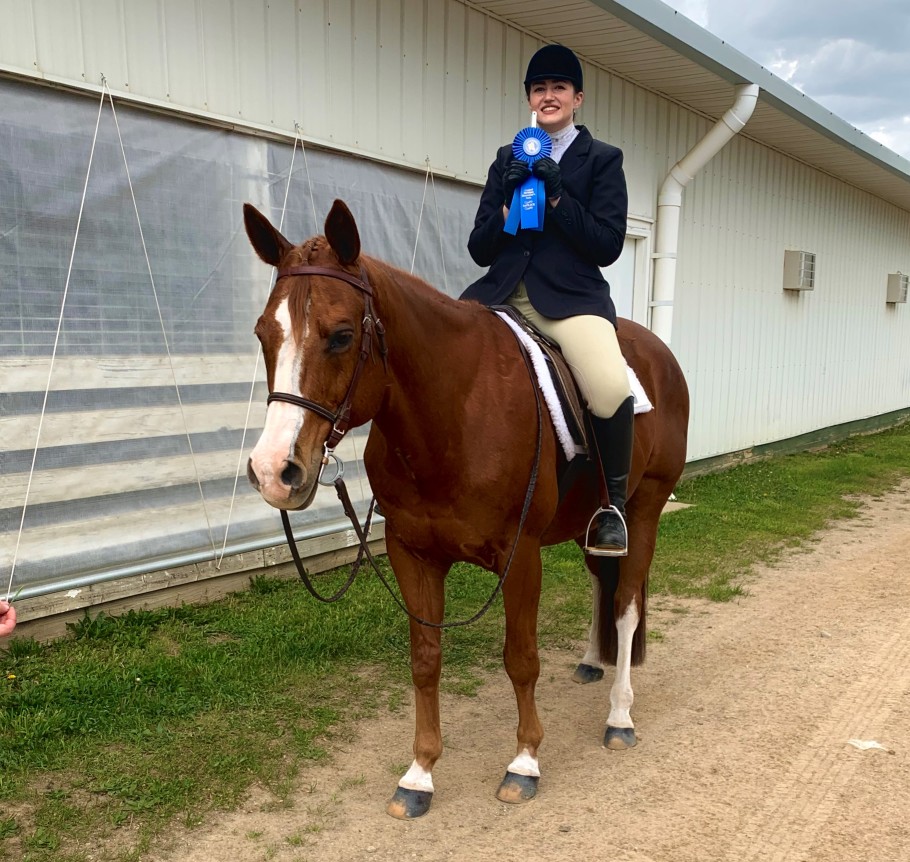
[496,541,544,804]
[384,534,449,819]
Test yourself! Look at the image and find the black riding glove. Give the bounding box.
[502,159,532,206]
[532,157,564,201]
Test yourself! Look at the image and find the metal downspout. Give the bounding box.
[650,83,760,344]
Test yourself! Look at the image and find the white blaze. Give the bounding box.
[250,297,309,495]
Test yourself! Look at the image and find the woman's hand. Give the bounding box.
[532,157,564,204]
[0,601,17,637]
[502,159,532,207]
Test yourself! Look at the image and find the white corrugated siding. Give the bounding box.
[1,0,535,181]
[673,132,910,459]
[2,0,908,464]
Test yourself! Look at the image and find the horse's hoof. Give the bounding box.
[573,663,604,684]
[495,771,539,804]
[604,726,638,750]
[386,786,433,819]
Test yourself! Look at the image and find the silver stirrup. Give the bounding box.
[584,505,628,557]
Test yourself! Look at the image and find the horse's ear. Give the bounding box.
[324,199,361,266]
[243,203,293,267]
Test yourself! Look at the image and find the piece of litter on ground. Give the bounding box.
[847,739,891,752]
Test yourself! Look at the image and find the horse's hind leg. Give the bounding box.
[573,561,615,685]
[384,535,448,819]
[496,541,545,804]
[602,477,667,751]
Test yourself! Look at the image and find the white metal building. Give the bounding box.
[2,0,908,624]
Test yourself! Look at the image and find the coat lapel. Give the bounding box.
[556,126,592,181]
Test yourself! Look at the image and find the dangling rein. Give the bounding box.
[267,265,543,629]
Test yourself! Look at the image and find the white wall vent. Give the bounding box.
[886,272,908,304]
[783,250,816,291]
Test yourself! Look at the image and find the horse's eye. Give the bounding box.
[328,329,355,353]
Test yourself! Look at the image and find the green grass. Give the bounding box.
[1,421,908,860]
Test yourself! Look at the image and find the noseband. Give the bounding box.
[266,264,388,458]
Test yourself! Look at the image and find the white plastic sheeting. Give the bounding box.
[0,77,485,599]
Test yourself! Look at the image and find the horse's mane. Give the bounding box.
[279,235,486,347]
[360,254,491,336]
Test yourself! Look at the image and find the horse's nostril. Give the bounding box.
[280,460,305,491]
[247,458,260,490]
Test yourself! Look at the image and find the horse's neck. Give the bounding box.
[372,265,500,442]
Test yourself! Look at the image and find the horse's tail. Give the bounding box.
[593,557,647,667]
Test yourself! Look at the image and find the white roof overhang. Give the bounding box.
[469,0,910,212]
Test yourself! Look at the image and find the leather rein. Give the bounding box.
[267,263,543,629]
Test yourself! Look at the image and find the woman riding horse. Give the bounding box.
[462,44,634,558]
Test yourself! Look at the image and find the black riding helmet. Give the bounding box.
[523,44,584,96]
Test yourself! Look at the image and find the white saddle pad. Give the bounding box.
[495,311,653,461]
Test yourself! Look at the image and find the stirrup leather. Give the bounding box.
[584,505,628,557]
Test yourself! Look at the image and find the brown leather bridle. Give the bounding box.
[267,264,388,455]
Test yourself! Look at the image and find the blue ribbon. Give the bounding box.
[504,126,553,236]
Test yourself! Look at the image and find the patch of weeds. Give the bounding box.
[23,826,59,853]
[386,689,404,713]
[338,774,365,792]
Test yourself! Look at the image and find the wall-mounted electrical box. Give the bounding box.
[886,272,908,304]
[783,250,816,291]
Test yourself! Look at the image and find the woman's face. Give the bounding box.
[527,79,583,133]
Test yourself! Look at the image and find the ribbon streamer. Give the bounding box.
[504,126,552,235]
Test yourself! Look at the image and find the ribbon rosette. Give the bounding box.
[504,126,553,235]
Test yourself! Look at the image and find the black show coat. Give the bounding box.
[461,126,628,326]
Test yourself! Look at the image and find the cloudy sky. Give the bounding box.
[659,0,910,160]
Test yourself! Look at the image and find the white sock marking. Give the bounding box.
[398,760,434,793]
[607,601,640,728]
[581,571,605,669]
[507,748,540,777]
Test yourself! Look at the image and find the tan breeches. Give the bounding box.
[508,282,631,419]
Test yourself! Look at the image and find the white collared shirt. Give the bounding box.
[549,124,579,164]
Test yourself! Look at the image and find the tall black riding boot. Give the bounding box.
[585,395,635,556]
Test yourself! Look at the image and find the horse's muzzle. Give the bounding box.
[247,456,317,510]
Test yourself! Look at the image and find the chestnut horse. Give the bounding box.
[243,200,689,819]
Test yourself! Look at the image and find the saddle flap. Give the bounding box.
[491,305,588,449]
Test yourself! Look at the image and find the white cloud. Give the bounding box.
[658,0,910,159]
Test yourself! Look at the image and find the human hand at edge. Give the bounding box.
[0,601,17,637]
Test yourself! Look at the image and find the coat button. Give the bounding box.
[523,250,530,257]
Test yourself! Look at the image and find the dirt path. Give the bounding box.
[154,483,910,862]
